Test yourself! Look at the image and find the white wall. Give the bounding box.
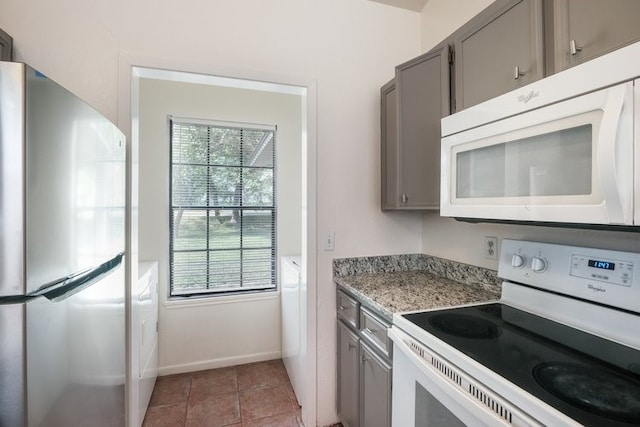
[420,0,494,51]
[419,1,640,265]
[0,1,423,425]
[138,77,303,372]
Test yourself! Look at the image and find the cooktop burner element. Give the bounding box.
[428,313,501,339]
[533,362,640,424]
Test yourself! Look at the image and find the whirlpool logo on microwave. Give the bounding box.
[517,90,539,104]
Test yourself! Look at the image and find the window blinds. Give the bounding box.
[169,118,277,296]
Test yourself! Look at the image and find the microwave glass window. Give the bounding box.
[456,125,592,198]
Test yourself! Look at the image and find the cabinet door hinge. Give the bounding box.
[448,48,455,64]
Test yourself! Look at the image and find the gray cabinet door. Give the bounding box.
[455,0,544,110]
[360,343,392,427]
[395,45,450,210]
[380,80,400,211]
[337,321,360,427]
[551,0,640,72]
[0,27,12,61]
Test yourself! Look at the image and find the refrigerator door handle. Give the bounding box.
[35,252,124,302]
[0,253,124,305]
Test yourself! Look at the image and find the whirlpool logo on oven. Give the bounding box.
[588,284,607,293]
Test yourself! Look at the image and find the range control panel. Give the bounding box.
[498,239,640,313]
[570,254,633,287]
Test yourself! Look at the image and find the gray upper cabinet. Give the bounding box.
[392,44,450,210]
[381,0,640,213]
[380,80,400,211]
[549,0,640,72]
[0,27,13,61]
[454,0,544,110]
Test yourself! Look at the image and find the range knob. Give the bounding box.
[511,254,526,268]
[531,257,547,272]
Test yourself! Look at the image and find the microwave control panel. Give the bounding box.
[570,254,633,287]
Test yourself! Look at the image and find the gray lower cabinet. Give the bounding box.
[360,343,392,427]
[549,0,640,72]
[337,321,360,427]
[337,289,392,427]
[454,0,544,110]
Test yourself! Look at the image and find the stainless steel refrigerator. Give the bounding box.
[0,61,126,426]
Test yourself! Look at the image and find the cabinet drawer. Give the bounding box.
[360,307,391,358]
[337,290,359,329]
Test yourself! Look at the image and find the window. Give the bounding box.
[169,118,276,297]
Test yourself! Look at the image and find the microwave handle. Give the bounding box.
[597,83,633,224]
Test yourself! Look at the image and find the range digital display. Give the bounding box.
[588,259,615,271]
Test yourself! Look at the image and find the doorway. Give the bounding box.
[122,61,317,427]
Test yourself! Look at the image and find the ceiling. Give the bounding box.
[368,0,429,12]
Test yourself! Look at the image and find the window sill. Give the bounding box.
[163,290,279,310]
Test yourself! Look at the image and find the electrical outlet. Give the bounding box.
[484,236,498,260]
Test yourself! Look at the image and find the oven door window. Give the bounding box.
[415,383,466,427]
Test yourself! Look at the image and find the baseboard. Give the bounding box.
[158,351,283,376]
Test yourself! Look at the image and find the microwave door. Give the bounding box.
[441,82,634,226]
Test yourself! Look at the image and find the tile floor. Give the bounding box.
[143,359,303,427]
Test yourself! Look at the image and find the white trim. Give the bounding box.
[158,350,283,376]
[304,80,318,427]
[163,291,279,309]
[169,115,277,132]
[133,66,306,96]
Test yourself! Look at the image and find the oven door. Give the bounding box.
[389,326,540,427]
[440,81,634,225]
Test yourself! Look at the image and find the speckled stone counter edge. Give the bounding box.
[333,254,501,289]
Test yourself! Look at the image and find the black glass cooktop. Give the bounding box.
[403,303,640,427]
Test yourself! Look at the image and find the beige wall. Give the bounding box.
[0,1,423,424]
[420,0,495,51]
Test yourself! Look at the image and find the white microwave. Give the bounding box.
[441,41,640,228]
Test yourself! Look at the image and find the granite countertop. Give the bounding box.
[333,254,502,322]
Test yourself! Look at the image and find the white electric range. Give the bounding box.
[390,239,640,426]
